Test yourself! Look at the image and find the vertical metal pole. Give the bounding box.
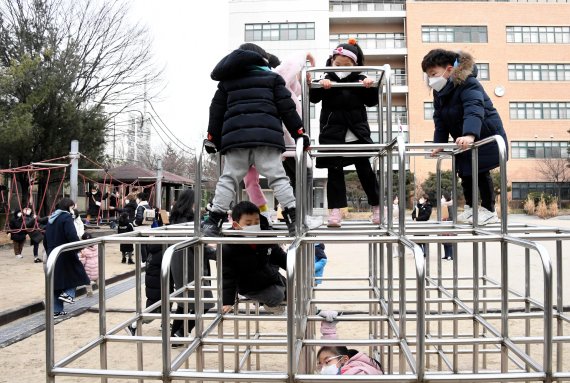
[98,242,108,383]
[69,140,79,201]
[295,138,304,235]
[496,136,509,235]
[156,159,163,209]
[500,240,509,373]
[135,242,143,378]
[525,247,531,370]
[470,242,479,374]
[45,257,55,383]
[396,136,406,374]
[482,242,488,370]
[556,240,563,372]
[195,244,204,372]
[194,146,204,234]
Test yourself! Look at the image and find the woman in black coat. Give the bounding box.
[85,186,105,223]
[44,198,90,317]
[411,194,433,254]
[8,209,29,258]
[423,49,508,225]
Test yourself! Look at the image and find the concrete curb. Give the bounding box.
[0,268,137,327]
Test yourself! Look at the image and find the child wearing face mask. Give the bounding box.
[317,345,383,375]
[423,49,508,226]
[309,38,380,228]
[221,201,288,315]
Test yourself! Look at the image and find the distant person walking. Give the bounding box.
[44,198,90,318]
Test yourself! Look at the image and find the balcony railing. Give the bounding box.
[330,1,406,12]
[330,33,406,49]
[366,108,408,125]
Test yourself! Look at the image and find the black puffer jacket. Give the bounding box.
[432,51,508,177]
[208,49,303,154]
[144,243,168,308]
[222,241,287,305]
[310,72,379,168]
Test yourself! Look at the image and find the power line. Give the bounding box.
[146,113,195,156]
[146,100,196,152]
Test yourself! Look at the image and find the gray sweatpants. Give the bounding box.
[212,147,296,213]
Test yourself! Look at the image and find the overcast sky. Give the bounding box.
[129,1,230,152]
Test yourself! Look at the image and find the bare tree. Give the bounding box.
[536,157,570,203]
[0,0,162,113]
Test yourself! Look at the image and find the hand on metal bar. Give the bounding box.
[203,139,217,154]
[455,134,475,150]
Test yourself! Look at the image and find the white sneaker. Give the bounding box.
[263,304,286,315]
[15,254,23,259]
[305,215,323,230]
[477,207,500,225]
[456,205,473,223]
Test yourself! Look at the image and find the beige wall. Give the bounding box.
[405,2,570,185]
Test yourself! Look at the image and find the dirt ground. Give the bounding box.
[0,214,569,382]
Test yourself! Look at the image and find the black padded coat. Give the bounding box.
[207,49,303,154]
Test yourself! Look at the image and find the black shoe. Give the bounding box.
[127,256,134,265]
[121,255,126,264]
[127,324,136,336]
[202,211,226,237]
[58,292,75,304]
[282,207,297,236]
[54,311,68,319]
[34,257,42,263]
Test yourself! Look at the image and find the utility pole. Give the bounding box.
[156,159,163,209]
[69,140,79,201]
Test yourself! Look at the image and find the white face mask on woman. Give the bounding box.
[320,364,340,375]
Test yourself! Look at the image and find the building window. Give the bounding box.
[506,26,570,44]
[512,182,570,200]
[478,63,490,81]
[510,102,570,120]
[424,102,434,120]
[511,141,568,159]
[421,26,488,43]
[508,64,570,81]
[330,1,405,12]
[366,106,407,125]
[245,22,315,42]
[330,33,406,50]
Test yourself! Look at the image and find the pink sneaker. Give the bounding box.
[372,205,380,224]
[327,208,342,228]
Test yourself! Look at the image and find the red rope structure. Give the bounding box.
[1,158,68,233]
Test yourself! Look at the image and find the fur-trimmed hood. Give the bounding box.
[451,51,477,85]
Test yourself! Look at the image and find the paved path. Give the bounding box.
[0,275,137,348]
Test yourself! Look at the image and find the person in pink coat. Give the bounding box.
[316,312,384,375]
[317,345,384,375]
[78,232,98,297]
[241,47,315,220]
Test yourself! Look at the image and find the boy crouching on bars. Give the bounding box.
[221,201,287,315]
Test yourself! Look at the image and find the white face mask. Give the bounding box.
[69,207,75,215]
[441,196,446,203]
[419,199,426,205]
[136,199,141,204]
[428,73,448,92]
[242,224,261,232]
[335,71,351,80]
[320,364,340,375]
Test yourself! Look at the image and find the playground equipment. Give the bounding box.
[44,65,569,382]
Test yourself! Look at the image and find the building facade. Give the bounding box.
[229,0,570,209]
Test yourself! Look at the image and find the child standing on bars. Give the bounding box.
[310,38,380,228]
[203,43,310,237]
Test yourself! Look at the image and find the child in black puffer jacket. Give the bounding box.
[202,43,309,237]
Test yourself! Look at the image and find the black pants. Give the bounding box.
[326,158,380,209]
[282,157,313,196]
[460,171,495,212]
